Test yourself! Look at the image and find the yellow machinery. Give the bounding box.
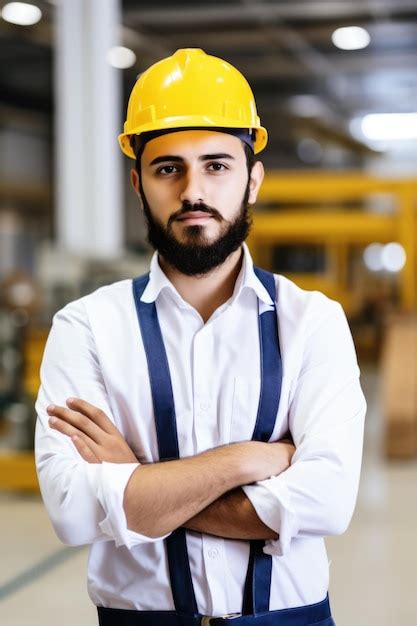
[0,451,39,490]
[0,328,47,492]
[0,273,44,491]
[248,171,417,314]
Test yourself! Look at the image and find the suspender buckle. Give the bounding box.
[201,614,241,624]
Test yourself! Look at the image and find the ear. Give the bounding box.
[248,161,264,205]
[130,168,141,196]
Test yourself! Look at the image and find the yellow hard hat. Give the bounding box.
[118,48,268,158]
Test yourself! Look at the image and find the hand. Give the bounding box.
[235,435,296,484]
[47,398,137,464]
[269,438,296,473]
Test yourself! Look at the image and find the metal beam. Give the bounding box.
[163,22,417,51]
[229,51,417,80]
[124,1,417,27]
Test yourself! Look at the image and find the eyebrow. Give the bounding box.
[149,153,236,166]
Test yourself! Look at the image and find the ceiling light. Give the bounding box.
[296,138,323,164]
[381,243,406,273]
[1,2,42,26]
[363,243,384,272]
[331,26,370,51]
[106,46,136,69]
[363,242,406,272]
[361,113,417,141]
[288,95,327,118]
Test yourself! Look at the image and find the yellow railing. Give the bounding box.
[248,171,417,313]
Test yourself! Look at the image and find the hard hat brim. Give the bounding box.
[119,118,268,159]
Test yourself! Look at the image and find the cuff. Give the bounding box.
[95,462,171,549]
[242,479,298,556]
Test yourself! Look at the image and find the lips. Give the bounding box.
[177,211,213,221]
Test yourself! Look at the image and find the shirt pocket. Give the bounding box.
[230,376,262,442]
[230,375,290,443]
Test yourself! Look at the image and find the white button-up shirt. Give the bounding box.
[35,243,366,615]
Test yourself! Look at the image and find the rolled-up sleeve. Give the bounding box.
[35,299,170,549]
[242,300,366,556]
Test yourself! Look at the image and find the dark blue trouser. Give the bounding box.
[97,593,335,625]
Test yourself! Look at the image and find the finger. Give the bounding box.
[48,413,91,441]
[72,435,101,464]
[47,404,106,443]
[65,398,117,435]
[48,415,102,458]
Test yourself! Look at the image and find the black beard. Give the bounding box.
[140,182,252,276]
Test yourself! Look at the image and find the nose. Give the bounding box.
[179,170,205,205]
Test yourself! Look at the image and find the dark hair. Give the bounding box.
[243,141,255,176]
[132,134,256,179]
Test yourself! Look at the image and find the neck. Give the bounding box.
[158,247,244,323]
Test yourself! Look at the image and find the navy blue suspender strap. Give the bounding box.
[130,266,281,619]
[132,273,198,616]
[251,266,282,444]
[242,266,282,616]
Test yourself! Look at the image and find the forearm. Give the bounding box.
[45,393,295,543]
[183,487,279,540]
[124,443,257,537]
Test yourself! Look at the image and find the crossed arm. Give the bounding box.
[184,487,279,540]
[47,398,293,541]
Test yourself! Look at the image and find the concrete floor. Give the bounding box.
[1,365,416,626]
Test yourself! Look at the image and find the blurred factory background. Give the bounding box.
[1,1,417,624]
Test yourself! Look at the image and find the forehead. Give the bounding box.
[141,129,246,164]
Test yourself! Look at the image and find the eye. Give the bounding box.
[207,162,228,172]
[156,165,180,175]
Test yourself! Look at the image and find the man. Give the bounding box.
[35,49,366,625]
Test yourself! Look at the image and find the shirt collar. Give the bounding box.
[231,243,274,306]
[140,243,274,307]
[140,252,181,304]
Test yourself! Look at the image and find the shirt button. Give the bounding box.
[208,548,218,558]
[200,401,210,411]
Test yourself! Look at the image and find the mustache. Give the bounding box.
[168,202,223,227]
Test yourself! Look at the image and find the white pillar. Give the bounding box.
[54,0,123,259]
